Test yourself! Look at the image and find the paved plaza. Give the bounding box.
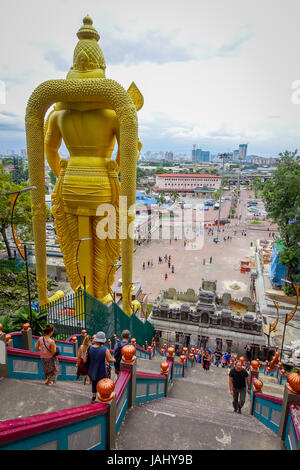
[114,189,278,304]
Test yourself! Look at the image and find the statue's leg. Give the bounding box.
[92,216,120,300]
[76,215,94,296]
[63,213,82,291]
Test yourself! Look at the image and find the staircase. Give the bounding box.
[116,359,283,450]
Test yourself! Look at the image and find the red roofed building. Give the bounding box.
[155,173,221,193]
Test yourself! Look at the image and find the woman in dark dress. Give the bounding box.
[83,331,115,403]
[202,350,211,371]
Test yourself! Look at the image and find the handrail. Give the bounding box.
[289,404,300,443]
[115,370,131,404]
[7,347,77,363]
[0,402,107,445]
[11,331,74,345]
[136,371,165,380]
[254,392,283,405]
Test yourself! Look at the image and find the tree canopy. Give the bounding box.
[0,165,44,258]
[262,150,300,289]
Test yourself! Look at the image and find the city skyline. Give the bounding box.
[0,0,300,156]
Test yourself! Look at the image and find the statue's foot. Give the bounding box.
[101,293,114,304]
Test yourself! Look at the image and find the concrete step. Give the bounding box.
[116,397,282,450]
[136,358,163,374]
[0,376,101,422]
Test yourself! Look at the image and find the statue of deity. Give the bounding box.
[26,16,143,315]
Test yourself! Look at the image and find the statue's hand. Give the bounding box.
[137,140,142,161]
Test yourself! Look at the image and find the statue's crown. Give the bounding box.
[69,15,106,76]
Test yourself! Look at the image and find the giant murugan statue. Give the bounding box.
[26,16,143,315]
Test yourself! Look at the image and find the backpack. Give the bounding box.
[114,341,124,370]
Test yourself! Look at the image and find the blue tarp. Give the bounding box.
[269,243,287,286]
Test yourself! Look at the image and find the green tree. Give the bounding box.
[262,150,300,285]
[49,169,57,186]
[0,165,33,258]
[155,167,166,174]
[11,306,48,336]
[157,191,166,205]
[213,188,221,200]
[170,191,180,203]
[11,161,29,185]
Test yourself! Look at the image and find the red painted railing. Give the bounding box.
[0,402,107,445]
[115,370,131,404]
[7,347,77,363]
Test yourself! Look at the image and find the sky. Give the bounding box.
[0,0,300,157]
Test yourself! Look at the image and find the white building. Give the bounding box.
[155,173,221,192]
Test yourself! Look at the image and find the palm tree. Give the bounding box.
[170,191,180,204]
[0,315,14,333]
[11,306,48,336]
[157,191,166,205]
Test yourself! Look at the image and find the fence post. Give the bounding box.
[167,355,174,381]
[22,325,33,351]
[278,384,300,441]
[107,394,117,450]
[0,332,9,378]
[120,358,136,408]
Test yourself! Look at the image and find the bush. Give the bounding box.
[0,315,14,333]
[10,306,47,336]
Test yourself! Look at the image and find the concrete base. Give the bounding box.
[278,385,300,440]
[0,334,8,378]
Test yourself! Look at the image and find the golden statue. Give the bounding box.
[26,16,143,315]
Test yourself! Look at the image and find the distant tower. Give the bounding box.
[239,144,248,161]
[192,144,196,163]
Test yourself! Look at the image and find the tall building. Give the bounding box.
[239,144,248,161]
[233,150,240,161]
[164,151,174,161]
[195,149,210,163]
[192,144,196,163]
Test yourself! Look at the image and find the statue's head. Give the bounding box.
[67,15,106,79]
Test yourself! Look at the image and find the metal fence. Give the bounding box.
[40,289,154,345]
[0,249,34,274]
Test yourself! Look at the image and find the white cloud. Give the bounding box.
[0,0,299,155]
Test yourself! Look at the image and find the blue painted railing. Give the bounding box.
[278,370,287,385]
[115,370,131,434]
[7,348,77,381]
[173,361,184,378]
[135,372,166,405]
[10,332,76,358]
[253,392,283,434]
[285,404,300,450]
[0,404,107,450]
[264,367,277,377]
[135,346,151,360]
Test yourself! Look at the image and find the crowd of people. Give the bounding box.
[36,324,132,403]
[36,324,252,412]
[142,253,176,279]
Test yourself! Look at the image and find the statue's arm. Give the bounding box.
[114,116,121,169]
[44,111,62,177]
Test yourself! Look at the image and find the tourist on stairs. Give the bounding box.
[35,323,59,386]
[229,360,250,414]
[84,331,115,404]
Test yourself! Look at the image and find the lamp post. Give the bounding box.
[216,153,230,241]
[8,186,37,328]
